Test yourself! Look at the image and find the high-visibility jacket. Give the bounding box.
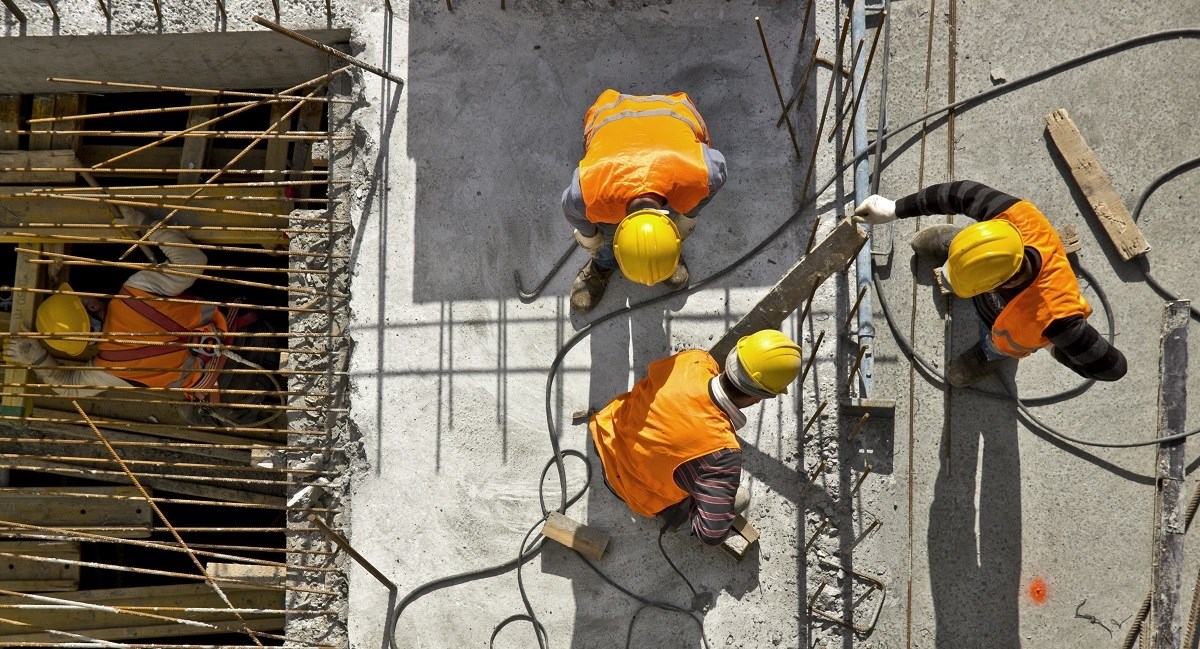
[94,286,229,394]
[590,350,739,517]
[990,201,1092,358]
[577,89,714,224]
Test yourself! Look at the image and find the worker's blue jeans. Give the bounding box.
[975,309,1008,362]
[592,223,620,272]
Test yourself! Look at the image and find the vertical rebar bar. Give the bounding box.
[755,16,801,158]
[799,330,824,386]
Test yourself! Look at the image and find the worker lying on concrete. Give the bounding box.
[853,180,1128,387]
[3,207,279,428]
[562,89,727,312]
[589,330,801,545]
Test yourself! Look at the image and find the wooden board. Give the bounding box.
[0,150,81,184]
[542,511,609,560]
[176,95,216,186]
[81,143,268,174]
[710,217,868,364]
[0,486,153,538]
[264,99,292,183]
[0,96,18,150]
[0,185,292,247]
[0,582,283,642]
[205,562,285,586]
[0,243,40,419]
[288,102,326,200]
[1044,109,1150,261]
[50,95,81,151]
[27,95,55,151]
[0,541,80,592]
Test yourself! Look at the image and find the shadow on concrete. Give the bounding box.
[926,300,1023,649]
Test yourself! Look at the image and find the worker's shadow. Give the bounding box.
[540,280,759,648]
[926,297,1023,649]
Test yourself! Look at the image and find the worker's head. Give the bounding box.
[723,330,803,405]
[943,220,1025,298]
[613,208,682,286]
[34,283,105,357]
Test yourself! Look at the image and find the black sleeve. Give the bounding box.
[894,181,1021,221]
[1044,315,1127,381]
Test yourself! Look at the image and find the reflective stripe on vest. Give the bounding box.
[94,286,228,391]
[589,350,739,518]
[577,89,714,224]
[989,201,1092,358]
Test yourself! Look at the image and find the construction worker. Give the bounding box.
[2,207,279,427]
[853,180,1128,387]
[562,89,727,311]
[590,330,802,545]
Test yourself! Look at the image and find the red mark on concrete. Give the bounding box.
[1028,578,1049,604]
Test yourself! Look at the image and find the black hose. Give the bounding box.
[389,27,1200,647]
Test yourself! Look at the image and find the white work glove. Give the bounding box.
[673,213,699,240]
[3,338,48,366]
[115,206,148,228]
[852,195,897,225]
[573,228,604,256]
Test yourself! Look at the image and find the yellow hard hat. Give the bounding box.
[944,220,1024,298]
[735,330,803,395]
[35,283,90,356]
[612,209,681,286]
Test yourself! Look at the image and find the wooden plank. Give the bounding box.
[1044,109,1150,261]
[542,511,609,561]
[0,582,282,641]
[720,515,760,562]
[288,101,325,199]
[0,541,80,592]
[0,486,153,539]
[264,99,292,183]
[0,245,40,419]
[27,95,55,151]
[81,143,268,174]
[13,409,252,463]
[32,405,278,448]
[0,185,291,247]
[0,457,283,507]
[1150,300,1189,649]
[177,95,216,186]
[0,96,18,150]
[710,217,868,364]
[0,150,81,184]
[50,95,81,151]
[205,562,285,586]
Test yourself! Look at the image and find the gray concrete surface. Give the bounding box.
[5,0,1200,646]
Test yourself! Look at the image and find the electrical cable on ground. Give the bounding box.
[388,27,1200,649]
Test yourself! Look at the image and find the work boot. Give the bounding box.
[946,341,1006,388]
[570,260,614,312]
[663,258,689,289]
[910,224,963,263]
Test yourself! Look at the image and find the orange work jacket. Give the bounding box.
[990,201,1092,358]
[590,350,739,517]
[94,286,229,393]
[577,89,714,224]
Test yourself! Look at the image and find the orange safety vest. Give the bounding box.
[577,89,714,224]
[589,350,739,517]
[94,285,229,396]
[990,201,1092,358]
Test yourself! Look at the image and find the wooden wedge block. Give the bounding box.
[205,562,285,586]
[720,514,760,562]
[1044,109,1149,261]
[543,511,609,561]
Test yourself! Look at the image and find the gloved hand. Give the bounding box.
[115,206,148,228]
[3,338,48,367]
[852,195,897,225]
[674,213,699,240]
[573,228,604,256]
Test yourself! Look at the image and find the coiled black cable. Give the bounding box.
[388,28,1200,648]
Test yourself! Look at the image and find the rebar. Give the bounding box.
[0,0,26,23]
[804,522,830,553]
[778,38,822,128]
[1,165,329,176]
[838,14,886,159]
[799,330,825,385]
[0,413,297,437]
[6,231,347,261]
[252,16,406,85]
[10,192,328,222]
[5,393,336,415]
[29,179,330,192]
[846,413,870,441]
[755,16,801,157]
[48,77,351,103]
[75,401,267,646]
[850,463,874,497]
[4,128,338,140]
[846,344,868,390]
[798,458,828,499]
[0,453,328,476]
[844,285,869,331]
[0,460,304,485]
[26,258,332,276]
[6,286,324,315]
[799,400,828,438]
